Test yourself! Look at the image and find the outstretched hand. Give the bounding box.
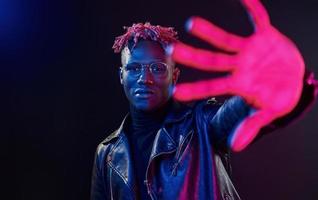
[169,0,305,152]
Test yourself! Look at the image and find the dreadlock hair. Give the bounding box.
[112,22,178,53]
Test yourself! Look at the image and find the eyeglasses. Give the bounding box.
[123,62,169,77]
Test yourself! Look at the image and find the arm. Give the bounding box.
[169,0,318,151]
[208,96,250,148]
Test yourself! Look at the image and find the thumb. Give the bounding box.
[228,109,275,152]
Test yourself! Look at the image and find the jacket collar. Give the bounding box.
[101,101,193,190]
[102,114,128,144]
[163,100,193,124]
[102,101,193,144]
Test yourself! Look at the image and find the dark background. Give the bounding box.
[5,0,318,199]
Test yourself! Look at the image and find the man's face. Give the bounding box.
[120,40,179,111]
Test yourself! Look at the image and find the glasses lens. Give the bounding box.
[150,62,168,75]
[124,62,168,77]
[125,63,142,72]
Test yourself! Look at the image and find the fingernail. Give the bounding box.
[169,85,176,97]
[165,45,174,55]
[172,85,176,94]
[185,17,194,32]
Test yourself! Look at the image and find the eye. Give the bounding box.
[150,62,167,74]
[125,63,141,72]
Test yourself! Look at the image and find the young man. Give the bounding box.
[91,1,317,199]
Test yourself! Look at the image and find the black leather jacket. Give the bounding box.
[91,72,317,200]
[91,97,251,200]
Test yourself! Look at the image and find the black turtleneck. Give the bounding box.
[127,101,171,200]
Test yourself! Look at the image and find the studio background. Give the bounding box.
[6,0,318,199]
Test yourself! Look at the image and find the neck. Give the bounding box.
[129,100,172,131]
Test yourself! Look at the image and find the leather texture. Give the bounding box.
[90,72,317,200]
[91,97,250,200]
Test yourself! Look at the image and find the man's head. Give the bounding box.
[113,23,180,112]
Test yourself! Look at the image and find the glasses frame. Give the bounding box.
[122,61,169,77]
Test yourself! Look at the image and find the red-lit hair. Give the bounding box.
[112,22,178,53]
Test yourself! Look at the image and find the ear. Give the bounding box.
[172,67,180,84]
[119,67,124,85]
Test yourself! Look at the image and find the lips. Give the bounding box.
[134,88,155,97]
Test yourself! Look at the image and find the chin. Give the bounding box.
[133,102,160,112]
[136,106,156,112]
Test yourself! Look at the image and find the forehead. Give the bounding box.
[124,40,167,64]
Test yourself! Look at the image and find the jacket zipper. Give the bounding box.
[109,169,114,200]
[145,148,177,200]
[171,130,194,176]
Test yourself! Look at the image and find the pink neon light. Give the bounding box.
[170,0,313,152]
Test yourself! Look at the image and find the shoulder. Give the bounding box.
[94,114,129,160]
[94,129,121,167]
[191,97,224,118]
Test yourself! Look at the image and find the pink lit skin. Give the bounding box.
[170,0,308,152]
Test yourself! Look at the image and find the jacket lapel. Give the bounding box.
[104,101,193,194]
[150,101,193,158]
[106,116,137,195]
[149,127,177,159]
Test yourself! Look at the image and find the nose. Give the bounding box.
[137,67,154,85]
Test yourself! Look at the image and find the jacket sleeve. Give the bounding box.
[208,96,251,150]
[90,144,109,200]
[208,70,318,150]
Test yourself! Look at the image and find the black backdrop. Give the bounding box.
[6,0,318,199]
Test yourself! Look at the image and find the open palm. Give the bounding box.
[170,0,305,151]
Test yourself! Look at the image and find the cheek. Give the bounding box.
[156,79,174,98]
[122,74,135,88]
[122,78,135,98]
